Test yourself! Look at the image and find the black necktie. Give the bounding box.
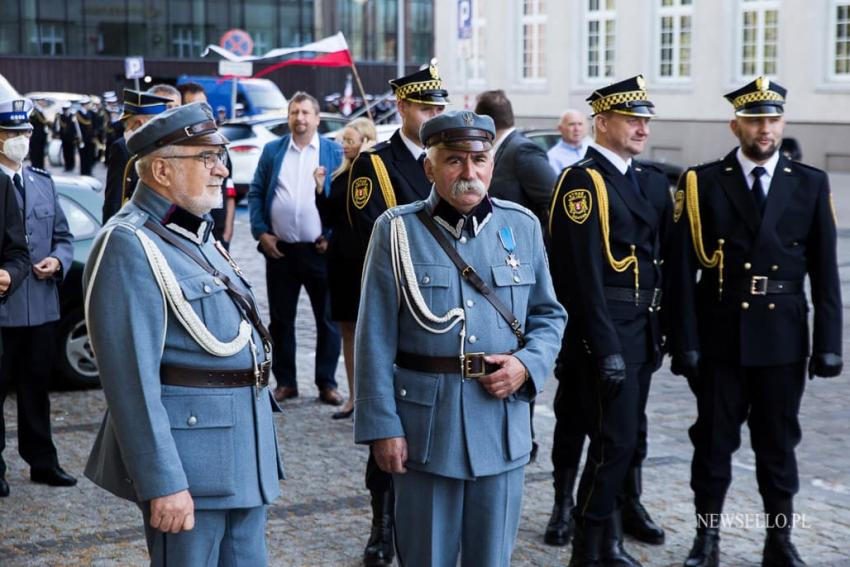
[625,166,644,198]
[417,153,426,168]
[751,166,767,213]
[12,173,25,209]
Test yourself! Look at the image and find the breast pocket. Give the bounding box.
[178,273,234,324]
[412,264,452,316]
[32,205,56,238]
[161,393,236,497]
[393,369,439,464]
[490,264,537,328]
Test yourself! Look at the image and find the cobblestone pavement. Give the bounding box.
[1,164,849,566]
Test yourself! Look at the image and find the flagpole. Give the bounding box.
[349,61,373,121]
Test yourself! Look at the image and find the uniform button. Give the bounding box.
[771,265,779,271]
[203,284,212,293]
[741,302,750,310]
[744,262,752,270]
[768,303,776,310]
[469,335,478,344]
[422,276,431,284]
[187,415,198,426]
[466,299,474,307]
[513,275,521,283]
[213,277,223,286]
[792,241,799,246]
[459,236,468,244]
[399,388,407,397]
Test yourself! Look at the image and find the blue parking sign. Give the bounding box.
[458,0,473,40]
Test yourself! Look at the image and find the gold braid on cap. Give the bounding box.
[591,90,648,115]
[685,170,725,300]
[395,80,443,100]
[731,90,784,110]
[587,168,640,298]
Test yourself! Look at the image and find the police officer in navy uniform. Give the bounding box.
[548,75,674,566]
[56,103,79,172]
[346,64,447,567]
[84,102,283,565]
[76,97,97,176]
[0,97,76,497]
[27,97,50,170]
[102,89,172,223]
[355,110,565,567]
[668,78,842,567]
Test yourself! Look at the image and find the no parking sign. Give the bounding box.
[219,29,254,57]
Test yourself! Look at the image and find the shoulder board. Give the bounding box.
[691,158,723,172]
[110,209,149,231]
[573,157,596,169]
[787,160,825,175]
[632,160,663,175]
[28,166,51,178]
[381,200,426,221]
[490,197,538,221]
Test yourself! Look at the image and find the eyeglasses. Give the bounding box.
[163,149,229,169]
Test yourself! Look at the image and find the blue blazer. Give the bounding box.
[247,133,343,240]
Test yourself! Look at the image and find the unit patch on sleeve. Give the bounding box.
[352,177,373,210]
[563,188,592,224]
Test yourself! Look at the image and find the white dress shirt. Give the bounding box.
[270,132,322,243]
[590,142,632,175]
[736,147,780,196]
[547,139,589,174]
[399,129,425,161]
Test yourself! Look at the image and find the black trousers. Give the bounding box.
[552,360,652,481]
[0,323,60,476]
[688,359,806,507]
[79,142,96,175]
[61,140,75,171]
[29,142,46,170]
[265,244,340,391]
[573,358,654,521]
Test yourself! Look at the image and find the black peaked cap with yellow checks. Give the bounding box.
[586,74,655,117]
[724,76,786,117]
[389,64,449,106]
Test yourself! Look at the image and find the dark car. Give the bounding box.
[522,128,684,189]
[53,175,103,388]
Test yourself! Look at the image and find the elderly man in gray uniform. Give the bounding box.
[354,110,566,566]
[0,97,75,497]
[84,103,283,566]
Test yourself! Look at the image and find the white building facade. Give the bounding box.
[436,0,850,171]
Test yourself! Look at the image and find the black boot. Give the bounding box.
[544,468,577,546]
[363,489,394,567]
[621,467,665,544]
[683,528,720,567]
[569,518,605,567]
[601,510,642,567]
[762,499,805,567]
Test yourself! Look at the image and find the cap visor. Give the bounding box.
[735,104,784,117]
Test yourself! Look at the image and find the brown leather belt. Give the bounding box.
[161,362,270,388]
[395,351,501,379]
[726,276,803,296]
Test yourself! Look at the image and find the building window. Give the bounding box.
[833,1,850,78]
[30,22,65,55]
[469,0,487,83]
[658,0,692,80]
[171,26,202,58]
[585,0,616,81]
[520,0,546,82]
[738,0,779,78]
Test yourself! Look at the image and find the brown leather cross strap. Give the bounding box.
[143,219,273,354]
[415,208,526,347]
[161,363,270,388]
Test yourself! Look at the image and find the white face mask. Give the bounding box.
[1,135,30,164]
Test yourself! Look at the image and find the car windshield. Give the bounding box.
[241,81,287,111]
[58,194,99,239]
[220,124,255,141]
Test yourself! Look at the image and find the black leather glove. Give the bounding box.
[808,353,843,379]
[671,350,700,380]
[596,354,626,401]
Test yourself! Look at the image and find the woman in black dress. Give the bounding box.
[315,117,377,419]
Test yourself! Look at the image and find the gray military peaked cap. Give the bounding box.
[127,101,229,157]
[420,110,495,152]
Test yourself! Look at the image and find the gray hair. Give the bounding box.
[134,145,179,180]
[148,84,181,101]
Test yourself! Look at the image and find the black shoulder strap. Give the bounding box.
[143,219,272,354]
[415,209,525,346]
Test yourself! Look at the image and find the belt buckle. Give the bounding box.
[256,360,271,388]
[650,288,663,309]
[750,276,768,296]
[463,352,486,379]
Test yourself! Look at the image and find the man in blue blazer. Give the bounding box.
[248,92,344,405]
[85,103,283,565]
[355,111,566,567]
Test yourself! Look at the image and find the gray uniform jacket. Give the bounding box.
[0,167,73,327]
[83,183,283,509]
[354,190,566,480]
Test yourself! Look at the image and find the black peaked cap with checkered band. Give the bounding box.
[389,64,449,106]
[724,76,786,117]
[586,74,655,117]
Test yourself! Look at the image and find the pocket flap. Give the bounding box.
[162,393,235,429]
[491,264,536,287]
[178,272,228,301]
[33,205,54,219]
[413,264,451,288]
[394,371,439,406]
